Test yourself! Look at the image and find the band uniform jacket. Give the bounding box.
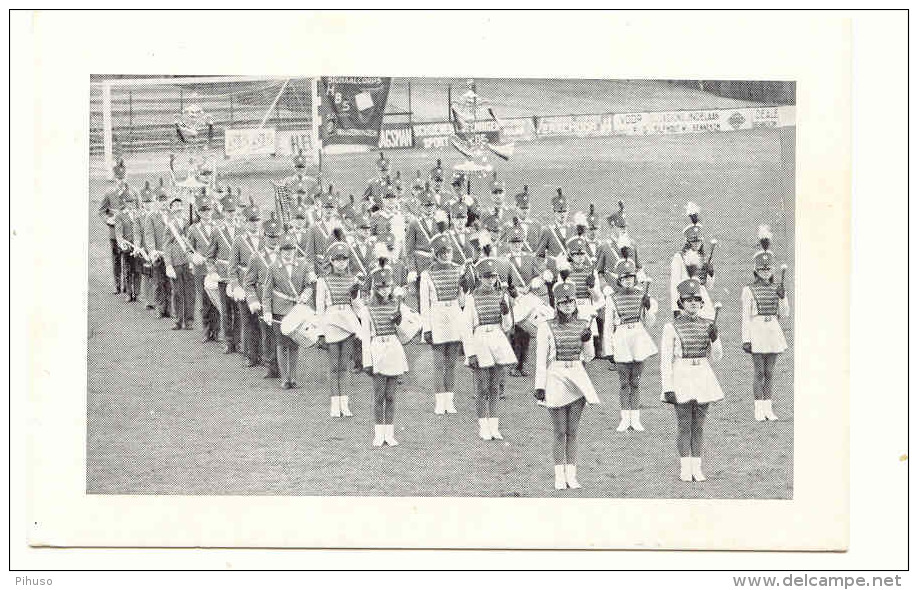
[419,260,466,344]
[263,259,309,318]
[114,208,141,251]
[98,188,123,240]
[659,315,724,404]
[535,223,575,259]
[594,239,620,287]
[304,219,339,277]
[162,214,191,268]
[205,223,239,281]
[503,217,542,254]
[243,245,276,309]
[230,232,261,293]
[504,251,544,289]
[740,280,790,353]
[186,221,216,277]
[372,209,406,258]
[144,211,169,259]
[404,215,438,275]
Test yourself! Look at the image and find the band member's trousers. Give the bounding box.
[152,261,171,316]
[120,251,140,299]
[261,315,279,375]
[510,326,531,371]
[170,263,195,326]
[218,282,240,349]
[195,274,220,338]
[109,238,122,292]
[240,303,261,363]
[273,315,299,383]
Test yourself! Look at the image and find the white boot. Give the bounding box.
[384,424,399,446]
[564,464,582,489]
[478,418,493,440]
[330,396,341,418]
[340,395,353,417]
[444,392,457,414]
[554,465,567,490]
[679,457,692,482]
[372,424,385,447]
[489,417,503,440]
[434,393,445,415]
[630,409,645,432]
[691,457,706,482]
[754,400,765,422]
[616,410,630,432]
[763,400,778,421]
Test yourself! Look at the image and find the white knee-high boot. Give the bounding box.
[564,464,582,489]
[616,410,630,432]
[444,392,457,414]
[630,410,645,431]
[754,400,765,422]
[679,457,692,482]
[488,417,503,440]
[372,424,385,447]
[554,465,567,490]
[340,395,353,417]
[478,418,492,440]
[763,400,778,420]
[434,392,445,415]
[691,457,706,481]
[330,396,341,418]
[384,424,398,446]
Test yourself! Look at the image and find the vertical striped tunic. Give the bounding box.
[474,290,502,326]
[368,301,399,336]
[673,316,712,359]
[612,289,644,323]
[325,272,357,305]
[429,262,462,301]
[552,319,588,361]
[749,281,779,316]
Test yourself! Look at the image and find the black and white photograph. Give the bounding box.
[86,75,796,499]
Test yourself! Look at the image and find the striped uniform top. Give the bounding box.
[551,319,588,361]
[429,262,463,301]
[325,272,357,305]
[367,301,399,336]
[673,316,712,359]
[568,266,592,299]
[473,290,503,326]
[749,281,779,316]
[612,289,644,323]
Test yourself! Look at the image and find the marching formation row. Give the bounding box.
[98,152,790,490]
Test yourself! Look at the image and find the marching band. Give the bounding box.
[99,151,791,491]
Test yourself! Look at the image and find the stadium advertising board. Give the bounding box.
[275,130,312,157]
[319,77,392,147]
[612,107,793,136]
[378,123,414,149]
[536,114,614,137]
[224,127,277,158]
[413,119,523,149]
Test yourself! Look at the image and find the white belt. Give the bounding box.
[476,324,502,333]
[330,303,352,310]
[373,334,398,342]
[678,357,705,366]
[550,359,581,369]
[620,320,640,329]
[757,315,777,322]
[433,299,459,307]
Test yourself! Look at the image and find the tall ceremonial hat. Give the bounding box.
[757,224,773,251]
[293,148,307,170]
[587,204,599,230]
[507,221,526,243]
[450,200,468,220]
[483,214,501,232]
[683,201,702,241]
[475,257,499,277]
[677,278,702,300]
[431,232,452,254]
[244,201,261,222]
[156,178,169,201]
[566,236,587,254]
[140,181,154,203]
[552,281,577,304]
[683,223,702,243]
[279,233,298,250]
[419,187,436,206]
[220,194,237,213]
[371,266,393,287]
[515,185,530,209]
[326,241,350,260]
[113,158,126,180]
[616,232,634,255]
[552,188,568,212]
[262,214,282,238]
[372,215,392,236]
[357,213,373,230]
[321,192,337,209]
[572,211,589,230]
[754,250,775,270]
[614,258,637,278]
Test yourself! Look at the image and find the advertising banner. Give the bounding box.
[378,123,414,149]
[319,77,392,147]
[275,129,312,157]
[224,127,277,158]
[536,114,614,138]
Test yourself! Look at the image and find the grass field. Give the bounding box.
[87,82,793,498]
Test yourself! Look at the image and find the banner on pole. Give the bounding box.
[319,77,392,147]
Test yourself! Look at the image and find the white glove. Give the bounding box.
[249,301,262,314]
[529,276,543,290]
[191,252,206,266]
[166,265,177,279]
[262,312,272,325]
[226,283,234,297]
[603,285,614,298]
[541,269,554,283]
[393,286,406,299]
[406,270,418,284]
[307,270,317,284]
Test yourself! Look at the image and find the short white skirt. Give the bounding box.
[544,360,601,408]
[322,304,361,343]
[466,324,517,368]
[749,315,788,354]
[661,357,724,404]
[369,334,409,377]
[608,322,658,363]
[429,299,464,344]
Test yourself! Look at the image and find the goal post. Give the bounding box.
[91,75,322,180]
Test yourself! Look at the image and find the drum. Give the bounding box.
[514,292,555,335]
[281,303,320,348]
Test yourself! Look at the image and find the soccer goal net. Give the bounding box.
[90,76,321,180]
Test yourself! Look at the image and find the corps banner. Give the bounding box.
[320,77,392,147]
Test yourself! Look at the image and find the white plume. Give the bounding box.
[757,224,773,240]
[572,211,588,227]
[616,233,634,250]
[434,209,448,224]
[685,201,700,216]
[554,253,571,273]
[373,242,390,260]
